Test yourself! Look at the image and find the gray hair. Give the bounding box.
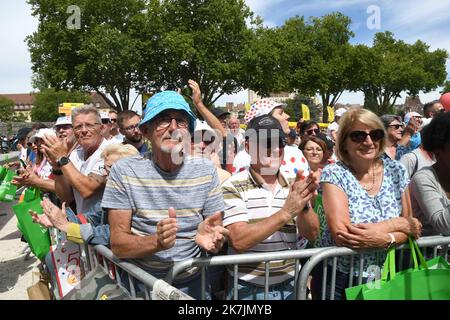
[71,105,101,125]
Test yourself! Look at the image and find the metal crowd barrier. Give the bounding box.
[164,247,325,300]
[84,245,160,300]
[296,235,450,300]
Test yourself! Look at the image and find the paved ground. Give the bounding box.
[0,199,39,300]
[0,151,38,300]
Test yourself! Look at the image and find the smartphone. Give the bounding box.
[19,159,27,168]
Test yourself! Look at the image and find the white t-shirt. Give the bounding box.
[69,139,109,213]
[327,122,339,141]
[232,146,310,178]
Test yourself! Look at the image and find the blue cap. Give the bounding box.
[140,91,196,132]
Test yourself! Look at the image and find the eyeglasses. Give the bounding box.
[73,123,101,133]
[306,128,320,135]
[101,119,111,124]
[123,124,140,132]
[348,129,385,143]
[156,116,189,129]
[388,124,404,130]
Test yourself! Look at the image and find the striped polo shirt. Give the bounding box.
[101,154,225,280]
[222,168,306,286]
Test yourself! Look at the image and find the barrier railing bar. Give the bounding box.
[296,236,450,300]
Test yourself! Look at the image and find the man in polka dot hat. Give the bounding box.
[222,114,320,300]
[233,99,309,177]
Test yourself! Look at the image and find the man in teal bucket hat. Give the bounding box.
[102,90,229,299]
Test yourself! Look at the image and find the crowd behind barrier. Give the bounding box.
[72,235,450,300]
[2,87,449,301]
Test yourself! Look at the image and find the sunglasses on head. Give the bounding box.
[306,128,320,135]
[348,129,384,143]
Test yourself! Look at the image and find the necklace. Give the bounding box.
[350,162,376,191]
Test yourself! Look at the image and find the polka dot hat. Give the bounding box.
[244,99,285,124]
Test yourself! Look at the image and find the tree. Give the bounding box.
[0,97,26,122]
[31,88,91,122]
[285,94,320,122]
[27,0,257,111]
[149,0,257,107]
[360,32,448,115]
[248,13,359,122]
[27,0,154,112]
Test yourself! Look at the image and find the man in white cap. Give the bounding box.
[191,119,231,184]
[54,115,77,153]
[327,107,347,142]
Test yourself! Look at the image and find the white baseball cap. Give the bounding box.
[55,116,72,126]
[100,112,110,120]
[29,128,56,143]
[194,119,216,134]
[335,108,347,117]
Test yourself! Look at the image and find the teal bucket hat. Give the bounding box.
[140,91,196,132]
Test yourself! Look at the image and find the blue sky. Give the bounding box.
[0,0,449,111]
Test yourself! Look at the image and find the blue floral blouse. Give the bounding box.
[319,157,410,275]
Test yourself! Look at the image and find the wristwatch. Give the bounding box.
[56,156,70,167]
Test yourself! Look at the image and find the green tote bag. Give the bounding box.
[0,169,17,202]
[346,238,450,300]
[12,198,50,260]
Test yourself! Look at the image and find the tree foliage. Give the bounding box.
[27,0,256,111]
[360,32,448,115]
[0,97,27,122]
[31,88,91,122]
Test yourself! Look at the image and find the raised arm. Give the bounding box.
[188,79,227,137]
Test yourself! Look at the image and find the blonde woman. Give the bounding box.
[312,108,422,300]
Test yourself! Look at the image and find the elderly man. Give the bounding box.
[41,106,110,213]
[222,114,320,300]
[227,116,245,151]
[117,110,149,155]
[101,91,229,299]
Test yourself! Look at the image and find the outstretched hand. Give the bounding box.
[195,212,230,253]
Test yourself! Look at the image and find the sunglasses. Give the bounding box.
[388,124,404,130]
[348,129,384,143]
[110,119,117,123]
[101,119,111,124]
[306,128,320,135]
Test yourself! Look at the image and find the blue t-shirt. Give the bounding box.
[319,157,409,275]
